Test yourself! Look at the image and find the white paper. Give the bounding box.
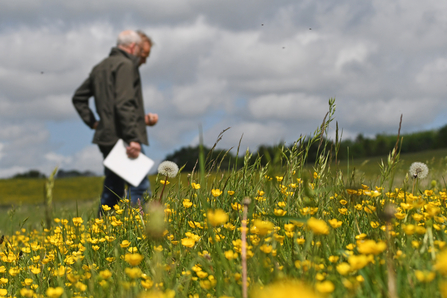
[103,139,154,187]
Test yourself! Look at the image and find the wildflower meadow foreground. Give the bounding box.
[3,100,447,298]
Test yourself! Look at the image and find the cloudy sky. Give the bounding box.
[1,0,447,177]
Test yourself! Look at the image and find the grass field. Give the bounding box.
[1,147,447,230]
[1,132,447,297]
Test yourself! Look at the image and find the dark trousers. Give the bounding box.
[98,145,151,213]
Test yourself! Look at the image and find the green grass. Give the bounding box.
[329,147,447,188]
[0,147,446,234]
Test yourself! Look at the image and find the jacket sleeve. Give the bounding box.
[72,77,97,129]
[114,61,139,143]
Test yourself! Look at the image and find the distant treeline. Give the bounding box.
[9,124,447,178]
[10,169,97,179]
[165,124,447,172]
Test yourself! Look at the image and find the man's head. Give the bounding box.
[117,30,142,57]
[136,30,153,66]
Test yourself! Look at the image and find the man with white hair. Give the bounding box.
[72,30,158,213]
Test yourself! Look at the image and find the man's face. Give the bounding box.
[139,41,151,66]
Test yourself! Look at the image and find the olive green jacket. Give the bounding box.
[72,47,148,146]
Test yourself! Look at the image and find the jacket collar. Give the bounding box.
[109,47,140,66]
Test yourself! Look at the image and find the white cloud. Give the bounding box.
[416,58,447,94]
[248,93,327,121]
[335,43,373,70]
[1,0,447,176]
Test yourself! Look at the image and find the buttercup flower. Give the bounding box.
[251,279,321,298]
[191,183,201,189]
[207,209,229,227]
[307,218,329,235]
[158,161,179,178]
[409,162,429,179]
[211,189,223,197]
[46,287,64,298]
[124,253,144,266]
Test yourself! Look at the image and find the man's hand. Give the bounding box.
[145,113,158,126]
[126,142,141,158]
[92,121,99,129]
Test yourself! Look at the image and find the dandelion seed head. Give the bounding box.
[409,162,429,179]
[158,161,179,178]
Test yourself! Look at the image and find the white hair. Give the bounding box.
[116,30,142,46]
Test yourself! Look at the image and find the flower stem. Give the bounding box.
[158,174,168,203]
[241,198,250,298]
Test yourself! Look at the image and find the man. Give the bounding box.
[72,30,158,213]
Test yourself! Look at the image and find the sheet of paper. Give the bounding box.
[103,139,154,187]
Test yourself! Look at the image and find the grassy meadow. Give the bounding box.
[3,101,447,297]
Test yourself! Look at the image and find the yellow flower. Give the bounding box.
[370,221,380,228]
[46,287,64,298]
[415,270,436,283]
[99,269,112,279]
[297,238,306,245]
[181,238,196,248]
[128,247,138,253]
[260,244,273,254]
[9,267,20,276]
[315,280,335,294]
[402,224,415,235]
[336,262,351,275]
[307,218,329,235]
[211,189,223,197]
[227,190,235,195]
[426,205,441,217]
[191,182,201,189]
[231,202,242,211]
[435,250,447,275]
[72,217,83,226]
[102,205,111,211]
[0,289,6,297]
[394,212,406,220]
[23,278,33,286]
[105,236,116,242]
[338,208,348,215]
[357,240,386,255]
[120,240,131,248]
[328,219,342,228]
[251,220,275,236]
[141,279,154,289]
[196,271,208,279]
[207,209,229,227]
[224,222,236,231]
[20,288,34,298]
[274,209,287,216]
[355,233,367,240]
[412,241,420,248]
[182,199,193,208]
[160,180,170,185]
[413,213,424,221]
[124,253,144,266]
[224,250,237,260]
[348,255,369,271]
[440,281,447,298]
[125,267,142,279]
[415,226,426,234]
[251,279,320,298]
[328,256,339,263]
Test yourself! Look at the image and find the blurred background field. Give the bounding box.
[1,148,447,233]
